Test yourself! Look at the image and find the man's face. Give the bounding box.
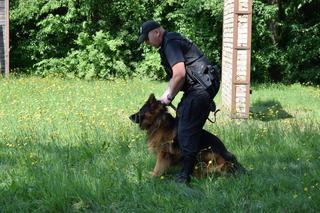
[145,29,162,48]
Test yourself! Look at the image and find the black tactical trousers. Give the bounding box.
[176,77,220,179]
[176,89,213,178]
[177,89,211,155]
[177,79,220,180]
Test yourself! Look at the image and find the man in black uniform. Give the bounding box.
[138,20,220,183]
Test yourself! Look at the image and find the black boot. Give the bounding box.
[176,156,196,184]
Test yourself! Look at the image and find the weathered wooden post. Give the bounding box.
[0,0,9,77]
[222,0,252,118]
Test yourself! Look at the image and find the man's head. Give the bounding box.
[138,20,164,48]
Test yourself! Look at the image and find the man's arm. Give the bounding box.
[160,62,186,104]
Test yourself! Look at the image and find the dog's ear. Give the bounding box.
[148,93,156,103]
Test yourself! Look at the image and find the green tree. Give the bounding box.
[9,0,320,83]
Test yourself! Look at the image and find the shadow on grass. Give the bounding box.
[2,125,320,212]
[250,100,293,121]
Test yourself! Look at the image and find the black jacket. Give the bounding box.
[159,31,210,92]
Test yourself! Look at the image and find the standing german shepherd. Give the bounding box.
[129,94,245,177]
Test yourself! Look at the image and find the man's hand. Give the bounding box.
[159,93,173,105]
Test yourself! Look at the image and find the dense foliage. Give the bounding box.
[9,0,320,83]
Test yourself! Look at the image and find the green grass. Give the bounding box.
[0,77,319,212]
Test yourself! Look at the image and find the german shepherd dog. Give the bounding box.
[129,94,245,178]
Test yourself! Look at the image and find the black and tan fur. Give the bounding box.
[129,94,245,177]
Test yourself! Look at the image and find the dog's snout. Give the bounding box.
[129,113,140,123]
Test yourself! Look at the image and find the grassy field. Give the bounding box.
[0,77,319,212]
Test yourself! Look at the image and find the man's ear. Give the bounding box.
[148,93,156,103]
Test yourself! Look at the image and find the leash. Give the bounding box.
[168,103,220,123]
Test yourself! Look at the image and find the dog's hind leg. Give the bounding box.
[199,130,246,174]
[151,152,172,177]
[199,130,228,154]
[200,130,236,161]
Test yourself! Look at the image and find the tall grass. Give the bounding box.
[0,77,319,212]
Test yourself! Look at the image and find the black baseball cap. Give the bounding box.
[137,20,161,44]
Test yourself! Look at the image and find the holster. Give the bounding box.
[186,63,220,90]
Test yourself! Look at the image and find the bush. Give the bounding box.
[133,49,165,80]
[35,31,130,79]
[9,0,320,83]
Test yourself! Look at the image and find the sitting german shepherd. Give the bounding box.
[129,94,245,178]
